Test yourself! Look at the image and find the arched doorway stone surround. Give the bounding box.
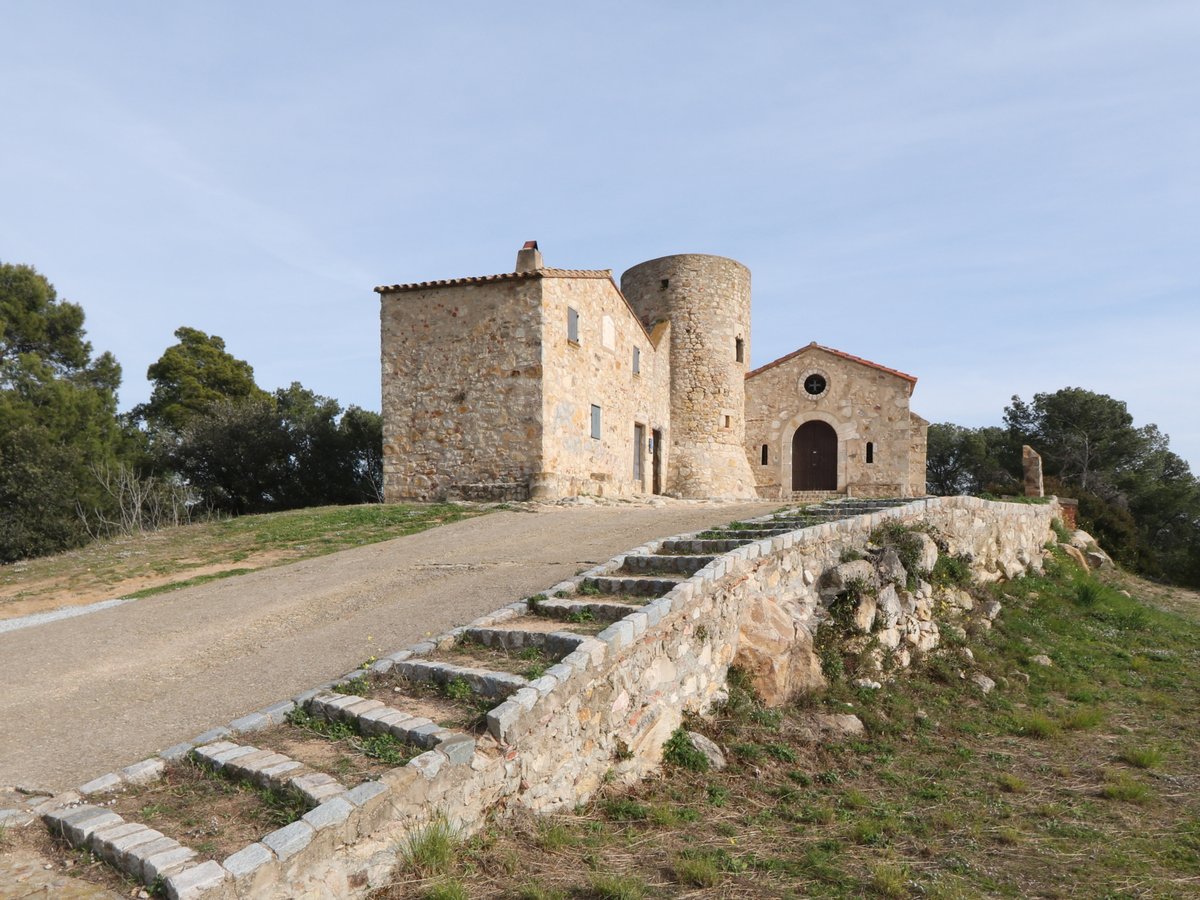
[777,410,856,495]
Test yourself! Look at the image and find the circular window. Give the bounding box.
[803,373,828,396]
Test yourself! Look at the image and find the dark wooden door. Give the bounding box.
[651,429,663,495]
[792,421,837,491]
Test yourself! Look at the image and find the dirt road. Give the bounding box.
[0,501,773,790]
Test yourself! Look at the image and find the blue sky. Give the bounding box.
[3,2,1198,469]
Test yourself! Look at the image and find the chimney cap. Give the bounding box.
[522,240,539,250]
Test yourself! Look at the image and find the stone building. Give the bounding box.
[377,243,927,502]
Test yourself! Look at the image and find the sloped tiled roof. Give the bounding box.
[746,341,918,384]
[374,268,612,294]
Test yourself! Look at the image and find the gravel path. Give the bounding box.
[0,501,774,790]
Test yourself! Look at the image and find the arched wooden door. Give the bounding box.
[792,421,837,491]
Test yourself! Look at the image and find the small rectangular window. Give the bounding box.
[568,307,579,343]
[723,415,732,429]
[632,346,641,375]
[590,404,601,439]
[761,444,769,465]
[866,441,875,464]
[735,337,745,363]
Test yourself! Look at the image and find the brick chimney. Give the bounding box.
[515,240,543,273]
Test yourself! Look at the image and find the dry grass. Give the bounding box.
[0,502,483,620]
[108,760,308,861]
[369,565,1200,899]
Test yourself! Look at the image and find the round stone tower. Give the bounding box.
[621,254,758,499]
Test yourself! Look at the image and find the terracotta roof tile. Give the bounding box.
[746,342,918,384]
[374,268,612,294]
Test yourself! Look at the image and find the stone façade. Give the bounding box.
[377,243,927,502]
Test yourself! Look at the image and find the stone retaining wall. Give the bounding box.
[278,496,1058,897]
[21,497,1059,899]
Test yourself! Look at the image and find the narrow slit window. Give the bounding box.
[567,306,579,343]
[723,415,732,429]
[735,337,745,363]
[761,444,769,465]
[866,442,875,464]
[632,346,641,375]
[590,404,602,439]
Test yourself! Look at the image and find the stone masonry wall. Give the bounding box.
[26,497,1057,898]
[265,497,1057,897]
[621,255,758,499]
[746,346,924,498]
[534,275,671,499]
[379,278,544,501]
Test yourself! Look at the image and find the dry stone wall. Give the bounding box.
[19,497,1057,899]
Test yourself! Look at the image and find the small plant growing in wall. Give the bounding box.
[567,607,595,624]
[931,554,972,589]
[827,576,873,631]
[870,521,929,589]
[662,727,710,772]
[443,678,474,702]
[526,593,547,613]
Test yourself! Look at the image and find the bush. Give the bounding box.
[662,728,709,772]
[931,554,973,588]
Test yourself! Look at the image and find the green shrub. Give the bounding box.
[1074,579,1107,607]
[869,521,929,587]
[443,678,474,702]
[1051,518,1073,544]
[662,728,709,772]
[931,554,973,588]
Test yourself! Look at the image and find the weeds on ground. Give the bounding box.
[367,564,1200,899]
[287,707,416,766]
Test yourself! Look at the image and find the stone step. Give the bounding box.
[619,554,715,576]
[43,805,199,886]
[393,658,528,699]
[658,538,755,555]
[191,741,347,806]
[531,597,650,623]
[306,692,475,760]
[696,528,787,540]
[580,576,677,597]
[461,625,584,655]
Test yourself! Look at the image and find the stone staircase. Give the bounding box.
[7,497,921,899]
[789,490,844,503]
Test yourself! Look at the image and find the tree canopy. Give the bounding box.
[0,263,127,561]
[1,263,385,564]
[137,326,265,431]
[927,387,1200,587]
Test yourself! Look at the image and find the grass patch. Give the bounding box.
[366,566,1200,900]
[661,727,709,771]
[0,502,484,616]
[399,818,458,877]
[1120,746,1164,769]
